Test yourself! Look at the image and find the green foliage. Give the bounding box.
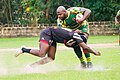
[84,0,120,21]
[0,0,120,24]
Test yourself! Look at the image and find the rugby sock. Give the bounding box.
[79,57,84,62]
[22,48,31,53]
[73,46,85,62]
[86,57,91,62]
[83,49,91,62]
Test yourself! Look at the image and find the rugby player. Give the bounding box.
[115,10,120,25]
[57,6,92,68]
[15,27,101,67]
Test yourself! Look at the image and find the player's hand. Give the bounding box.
[75,29,82,33]
[94,51,101,56]
[76,18,84,24]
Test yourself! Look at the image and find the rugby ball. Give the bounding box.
[76,14,83,20]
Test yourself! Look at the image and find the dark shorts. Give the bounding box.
[39,30,56,47]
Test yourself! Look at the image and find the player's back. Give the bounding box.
[49,27,74,43]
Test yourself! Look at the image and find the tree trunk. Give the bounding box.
[45,9,49,20]
[4,0,9,24]
[8,0,12,24]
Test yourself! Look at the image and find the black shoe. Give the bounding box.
[81,62,86,68]
[87,62,93,68]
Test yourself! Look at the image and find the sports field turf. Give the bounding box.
[0,35,119,80]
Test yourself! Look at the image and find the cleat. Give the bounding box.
[87,62,93,68]
[81,61,86,68]
[15,47,24,57]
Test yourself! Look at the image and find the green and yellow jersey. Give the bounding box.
[57,7,89,33]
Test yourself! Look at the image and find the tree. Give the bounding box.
[84,0,120,21]
[0,0,120,24]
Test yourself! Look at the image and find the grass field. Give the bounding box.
[0,35,120,80]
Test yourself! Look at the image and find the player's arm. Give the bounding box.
[72,32,101,56]
[79,42,101,56]
[76,7,91,24]
[115,15,119,25]
[79,7,91,21]
[75,29,82,33]
[115,10,120,25]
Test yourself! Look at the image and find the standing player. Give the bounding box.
[56,6,92,68]
[115,10,120,45]
[15,27,101,67]
[115,10,120,25]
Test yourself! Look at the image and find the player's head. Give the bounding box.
[56,6,67,20]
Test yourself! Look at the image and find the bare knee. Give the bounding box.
[38,50,47,57]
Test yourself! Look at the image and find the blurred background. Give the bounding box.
[0,0,120,24]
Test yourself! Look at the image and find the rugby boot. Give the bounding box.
[81,61,86,68]
[87,62,93,68]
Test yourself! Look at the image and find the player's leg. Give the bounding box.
[83,48,93,68]
[81,35,93,68]
[64,39,86,68]
[72,45,86,68]
[30,57,53,67]
[80,24,93,68]
[29,42,57,67]
[47,42,57,60]
[30,41,49,57]
[15,40,50,57]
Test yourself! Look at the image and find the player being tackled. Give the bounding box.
[15,27,101,67]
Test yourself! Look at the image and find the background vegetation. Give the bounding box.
[0,0,120,24]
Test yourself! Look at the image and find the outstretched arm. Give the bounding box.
[79,42,101,56]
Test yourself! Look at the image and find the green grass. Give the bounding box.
[0,36,119,80]
[0,47,120,80]
[0,37,39,48]
[88,35,118,44]
[0,35,118,48]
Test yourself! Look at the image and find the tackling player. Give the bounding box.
[15,27,101,67]
[56,6,92,68]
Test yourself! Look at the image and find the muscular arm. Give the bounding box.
[79,7,91,21]
[79,42,101,56]
[76,7,91,24]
